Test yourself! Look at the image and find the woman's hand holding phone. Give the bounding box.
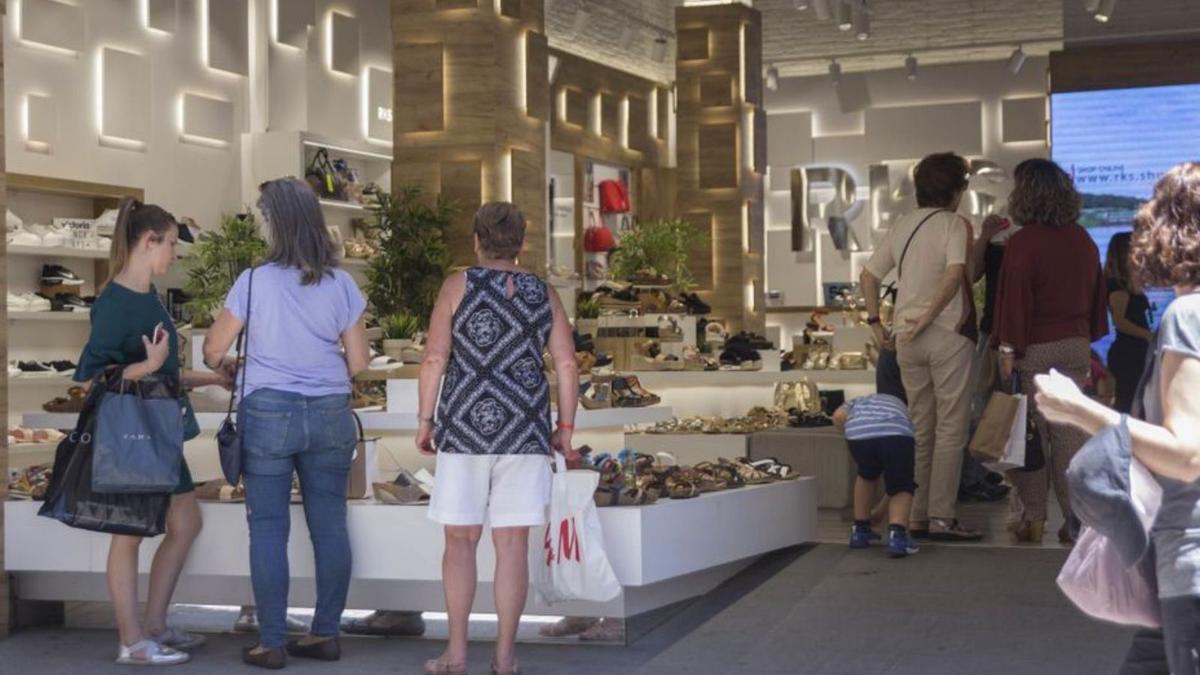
[142,322,170,371]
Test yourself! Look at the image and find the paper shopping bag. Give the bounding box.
[969,389,1021,462]
[986,394,1028,472]
[529,454,621,604]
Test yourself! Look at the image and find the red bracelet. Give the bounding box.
[557,422,575,430]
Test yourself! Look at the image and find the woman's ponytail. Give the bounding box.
[106,197,178,283]
[107,197,140,282]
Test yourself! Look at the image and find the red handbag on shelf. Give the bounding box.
[583,225,616,253]
[598,179,630,214]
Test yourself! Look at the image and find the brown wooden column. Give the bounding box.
[391,0,548,271]
[675,3,766,332]
[1,0,10,640]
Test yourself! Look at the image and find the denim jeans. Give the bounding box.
[241,388,357,648]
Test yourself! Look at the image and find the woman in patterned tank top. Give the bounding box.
[417,203,580,675]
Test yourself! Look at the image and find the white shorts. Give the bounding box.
[427,453,552,528]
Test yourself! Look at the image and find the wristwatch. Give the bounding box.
[998,344,1016,356]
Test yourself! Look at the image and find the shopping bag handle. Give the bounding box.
[553,452,568,474]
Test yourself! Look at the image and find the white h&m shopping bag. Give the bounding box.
[986,393,1028,472]
[529,454,621,604]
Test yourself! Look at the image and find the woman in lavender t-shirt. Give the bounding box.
[204,178,370,669]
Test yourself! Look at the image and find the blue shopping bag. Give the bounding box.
[92,372,184,494]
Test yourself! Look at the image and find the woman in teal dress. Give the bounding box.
[75,198,234,666]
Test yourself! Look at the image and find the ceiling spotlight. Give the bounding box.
[651,35,668,63]
[905,54,918,80]
[1094,0,1117,22]
[812,0,833,21]
[829,60,842,86]
[837,1,853,30]
[793,0,810,9]
[1006,45,1027,75]
[766,64,779,91]
[854,7,870,40]
[571,1,590,33]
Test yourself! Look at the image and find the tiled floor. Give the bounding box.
[816,498,1071,550]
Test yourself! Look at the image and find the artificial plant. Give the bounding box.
[382,312,422,340]
[183,213,267,327]
[363,186,453,327]
[608,218,705,293]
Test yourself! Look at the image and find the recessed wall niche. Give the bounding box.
[206,0,249,76]
[25,93,56,152]
[181,92,234,147]
[275,0,315,48]
[329,12,360,75]
[19,0,85,55]
[101,47,151,149]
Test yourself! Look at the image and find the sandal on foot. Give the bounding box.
[425,657,469,675]
[117,639,190,666]
[538,616,597,637]
[149,626,207,651]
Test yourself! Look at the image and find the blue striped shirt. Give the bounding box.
[843,394,914,440]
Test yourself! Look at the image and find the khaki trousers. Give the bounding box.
[897,324,974,523]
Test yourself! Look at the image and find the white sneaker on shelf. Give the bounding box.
[7,208,23,229]
[19,293,51,312]
[7,362,21,378]
[8,227,42,247]
[7,293,30,311]
[41,227,68,247]
[93,208,119,237]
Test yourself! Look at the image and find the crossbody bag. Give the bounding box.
[216,268,255,485]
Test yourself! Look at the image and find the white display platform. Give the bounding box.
[22,406,674,433]
[6,479,815,618]
[627,370,875,418]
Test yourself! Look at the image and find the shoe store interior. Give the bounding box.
[1,0,1199,673]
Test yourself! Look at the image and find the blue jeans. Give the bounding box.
[241,388,357,648]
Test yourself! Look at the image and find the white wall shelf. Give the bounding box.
[319,198,368,212]
[632,369,875,387]
[8,375,74,388]
[8,245,110,260]
[8,312,90,322]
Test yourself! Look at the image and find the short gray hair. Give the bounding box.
[473,202,526,260]
[257,178,338,285]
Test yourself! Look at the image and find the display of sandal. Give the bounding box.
[610,376,661,407]
[8,464,51,500]
[42,386,86,413]
[195,479,246,502]
[719,457,773,485]
[662,468,699,499]
[580,380,612,410]
[749,457,799,480]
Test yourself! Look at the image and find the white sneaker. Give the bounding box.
[20,293,51,312]
[8,227,41,246]
[41,227,68,247]
[7,208,23,229]
[7,293,29,311]
[116,639,190,666]
[94,208,119,237]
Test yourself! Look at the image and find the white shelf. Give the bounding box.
[22,405,674,432]
[8,245,110,260]
[8,374,75,388]
[320,199,368,212]
[301,137,393,163]
[7,311,90,322]
[631,369,876,387]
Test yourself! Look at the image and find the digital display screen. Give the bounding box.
[1050,83,1199,358]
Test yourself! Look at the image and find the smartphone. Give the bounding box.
[153,323,168,344]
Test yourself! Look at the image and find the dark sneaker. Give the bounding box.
[888,530,919,558]
[17,361,53,374]
[849,526,881,549]
[41,264,85,286]
[929,518,983,541]
[286,637,340,661]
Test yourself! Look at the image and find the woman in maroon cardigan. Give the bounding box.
[992,159,1109,545]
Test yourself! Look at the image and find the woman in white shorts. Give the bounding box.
[417,202,580,675]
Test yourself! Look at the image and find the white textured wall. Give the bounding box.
[5,0,393,230]
[762,56,1050,343]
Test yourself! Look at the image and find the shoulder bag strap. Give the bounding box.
[225,268,255,421]
[897,209,948,281]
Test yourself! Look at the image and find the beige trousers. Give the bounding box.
[897,324,975,523]
[1009,337,1092,523]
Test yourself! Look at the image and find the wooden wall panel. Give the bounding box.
[564,88,588,127]
[678,27,709,62]
[499,0,521,17]
[1050,40,1200,93]
[656,86,669,140]
[440,160,483,262]
[700,74,732,108]
[0,8,8,638]
[698,123,737,189]
[743,20,762,106]
[394,43,444,132]
[436,0,476,8]
[685,210,715,290]
[525,32,548,120]
[511,148,545,263]
[394,0,436,11]
[600,93,619,140]
[754,108,767,173]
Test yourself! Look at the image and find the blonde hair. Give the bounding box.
[108,197,177,282]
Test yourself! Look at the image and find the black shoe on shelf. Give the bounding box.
[41,264,85,286]
[684,292,711,315]
[48,360,77,373]
[17,361,53,374]
[51,294,90,312]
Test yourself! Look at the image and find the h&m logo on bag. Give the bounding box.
[544,517,581,565]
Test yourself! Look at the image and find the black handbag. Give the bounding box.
[217,268,254,485]
[305,148,346,200]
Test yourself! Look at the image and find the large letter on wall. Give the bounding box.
[791,166,859,252]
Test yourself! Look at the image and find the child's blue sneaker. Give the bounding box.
[849,526,880,549]
[887,529,919,558]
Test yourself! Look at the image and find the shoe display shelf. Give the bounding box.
[7,442,58,470]
[241,131,390,282]
[623,370,875,419]
[749,428,856,509]
[624,432,751,466]
[6,174,143,421]
[6,478,815,621]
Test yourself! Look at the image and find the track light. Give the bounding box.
[905,54,918,80]
[812,0,833,21]
[1006,45,1026,75]
[651,35,668,63]
[837,1,852,30]
[854,6,870,40]
[793,0,810,9]
[766,64,779,91]
[1083,0,1101,11]
[571,1,590,33]
[1094,0,1117,22]
[829,60,842,86]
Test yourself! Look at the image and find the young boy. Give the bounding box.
[832,393,919,558]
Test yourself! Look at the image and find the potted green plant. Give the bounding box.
[183,213,267,328]
[608,218,705,293]
[381,312,421,360]
[363,187,453,326]
[575,296,601,336]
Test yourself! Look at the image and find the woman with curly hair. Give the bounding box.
[992,158,1109,544]
[1105,231,1154,413]
[1034,162,1200,673]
